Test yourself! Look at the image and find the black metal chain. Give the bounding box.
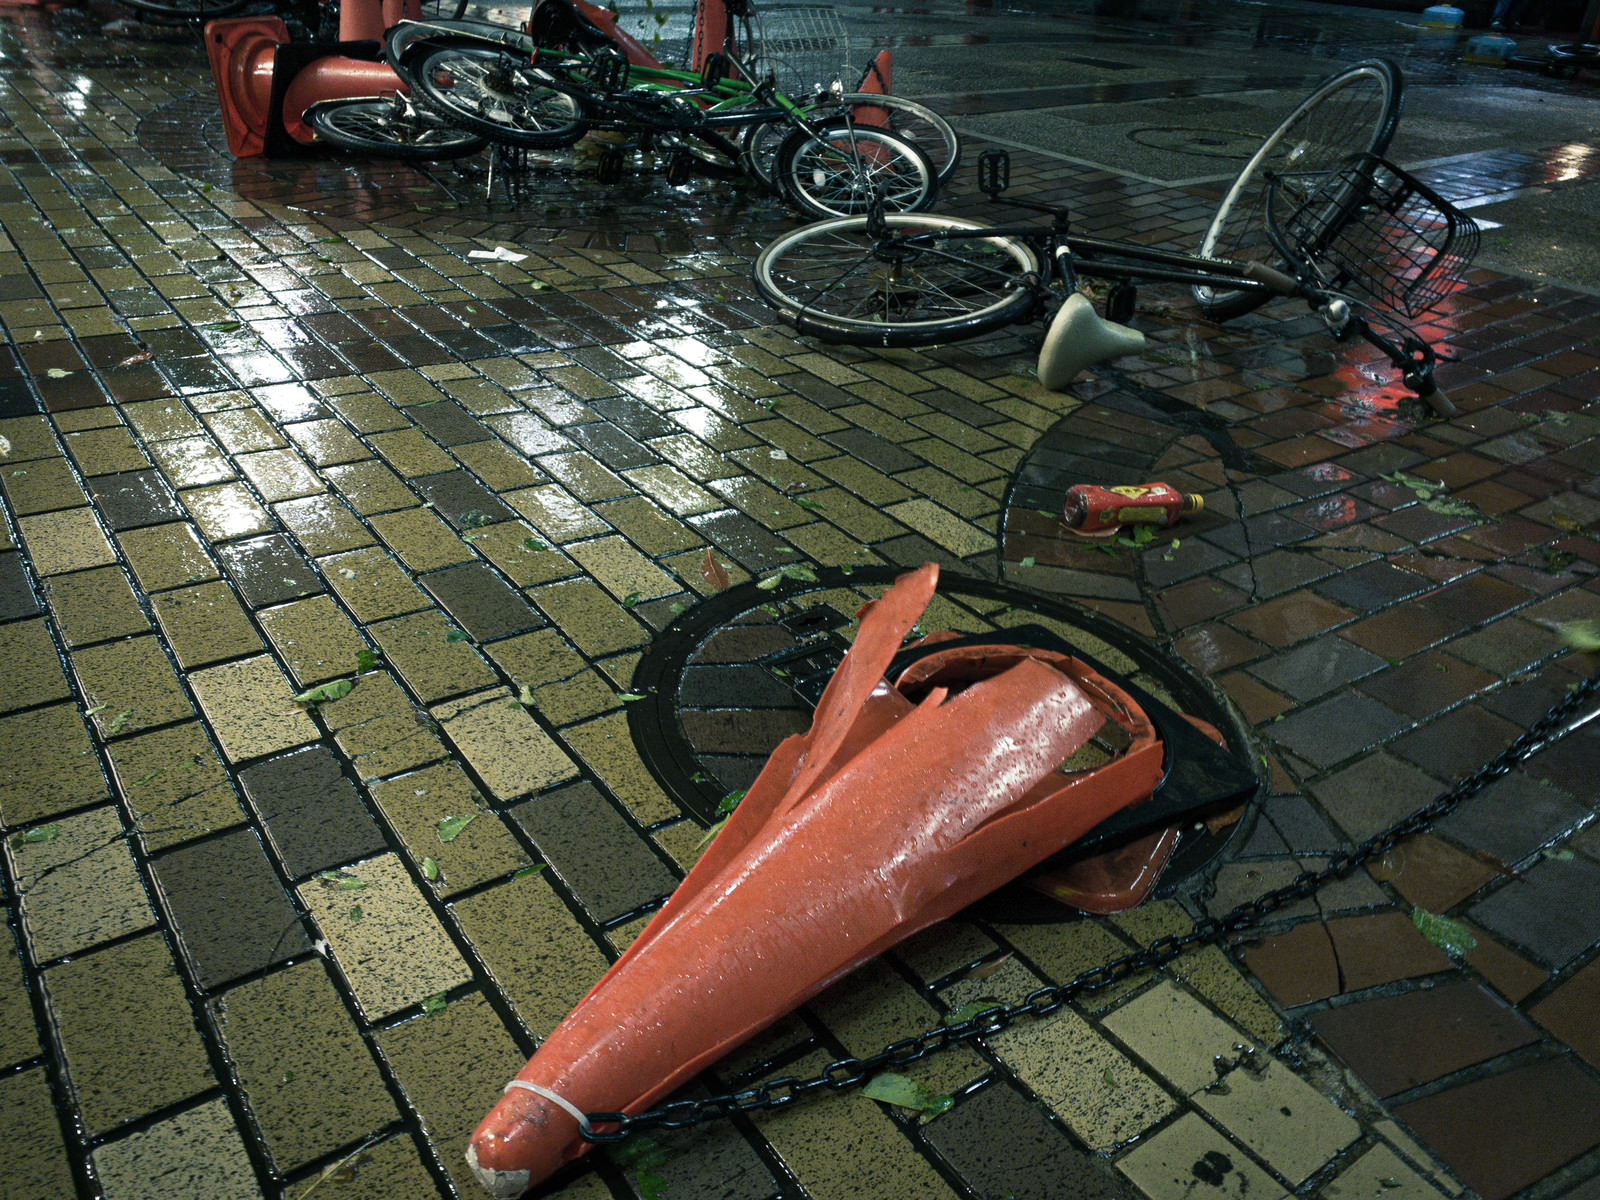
[579,667,1600,1142]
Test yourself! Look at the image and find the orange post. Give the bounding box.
[466,563,1168,1196]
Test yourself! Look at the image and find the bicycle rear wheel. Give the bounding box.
[754,214,1040,347]
[775,126,937,219]
[1195,58,1402,321]
[385,20,531,71]
[744,94,960,191]
[410,41,591,148]
[118,0,252,18]
[418,0,470,20]
[305,96,487,160]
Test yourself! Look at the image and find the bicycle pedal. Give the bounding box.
[596,147,625,186]
[700,53,730,87]
[588,48,628,90]
[978,149,1010,196]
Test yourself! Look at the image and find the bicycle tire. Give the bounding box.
[754,213,1040,347]
[418,0,470,20]
[410,41,591,148]
[744,94,960,191]
[775,126,938,219]
[304,96,487,160]
[117,0,252,18]
[1195,58,1402,321]
[385,20,532,71]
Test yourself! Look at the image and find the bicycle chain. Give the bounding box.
[580,667,1600,1142]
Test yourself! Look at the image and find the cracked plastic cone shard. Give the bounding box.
[467,562,1165,1194]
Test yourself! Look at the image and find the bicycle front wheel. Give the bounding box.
[305,97,487,160]
[410,41,591,148]
[754,214,1040,347]
[1196,58,1402,321]
[744,94,961,191]
[775,126,938,219]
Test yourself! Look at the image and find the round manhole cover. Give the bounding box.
[1126,126,1264,160]
[630,566,1262,913]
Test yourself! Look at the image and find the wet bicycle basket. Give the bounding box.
[746,5,853,95]
[1270,154,1481,318]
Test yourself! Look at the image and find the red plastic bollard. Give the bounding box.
[465,563,1168,1196]
[205,17,292,158]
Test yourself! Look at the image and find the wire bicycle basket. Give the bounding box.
[744,5,853,95]
[1269,153,1481,318]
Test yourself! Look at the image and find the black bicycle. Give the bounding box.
[753,60,1477,417]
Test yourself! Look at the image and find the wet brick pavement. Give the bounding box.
[1,1,1599,1198]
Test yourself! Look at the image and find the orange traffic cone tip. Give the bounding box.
[467,562,1167,1196]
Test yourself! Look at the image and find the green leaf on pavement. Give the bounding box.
[11,824,60,847]
[942,1000,1002,1026]
[438,814,477,843]
[421,992,449,1016]
[1411,905,1477,956]
[1559,619,1600,652]
[292,679,354,705]
[861,1072,954,1123]
[348,905,363,922]
[422,856,439,881]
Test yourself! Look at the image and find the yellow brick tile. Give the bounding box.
[431,689,579,801]
[17,507,115,575]
[559,712,679,824]
[450,873,611,1039]
[368,760,527,896]
[990,1004,1176,1150]
[566,534,678,602]
[884,498,995,556]
[299,853,472,1020]
[259,594,368,688]
[189,655,318,762]
[6,805,155,961]
[752,1049,962,1200]
[1117,1112,1288,1200]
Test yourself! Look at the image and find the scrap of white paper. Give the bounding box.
[468,246,529,263]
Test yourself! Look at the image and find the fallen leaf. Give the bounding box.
[522,537,547,552]
[1559,620,1600,653]
[45,368,72,379]
[701,547,731,591]
[861,1073,954,1124]
[964,952,1013,981]
[942,1000,1002,1026]
[356,649,380,673]
[10,824,61,847]
[1411,905,1477,956]
[421,992,449,1015]
[117,351,155,367]
[512,864,545,878]
[438,814,477,843]
[348,905,364,921]
[292,679,354,705]
[422,856,440,881]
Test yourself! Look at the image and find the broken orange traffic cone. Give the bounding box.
[467,562,1168,1196]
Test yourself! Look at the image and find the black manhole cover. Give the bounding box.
[630,566,1262,910]
[1126,126,1264,161]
